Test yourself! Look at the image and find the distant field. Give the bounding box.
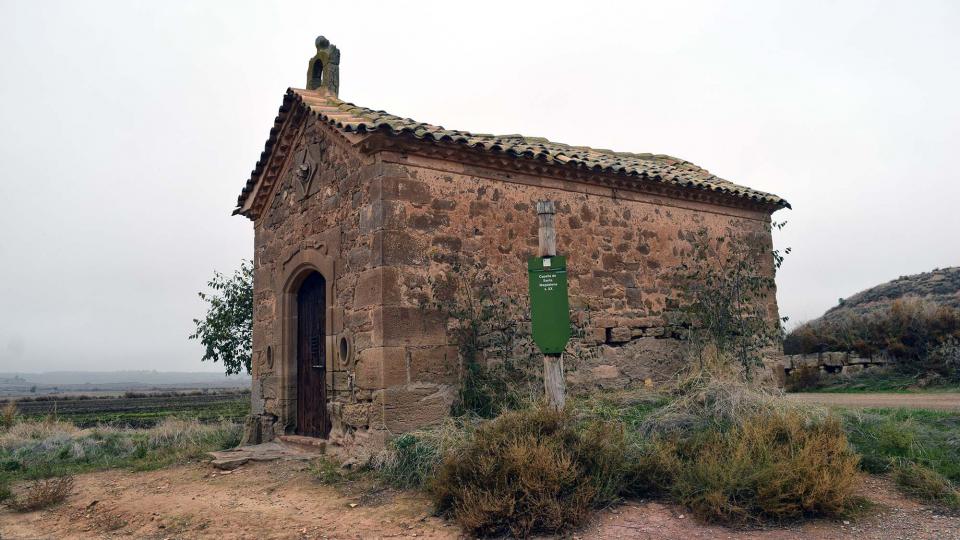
[4,390,250,427]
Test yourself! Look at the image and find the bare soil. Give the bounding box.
[786,392,960,410]
[2,461,959,539]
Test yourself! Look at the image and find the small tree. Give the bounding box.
[425,258,534,417]
[675,224,789,378]
[190,260,253,375]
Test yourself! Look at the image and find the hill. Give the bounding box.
[784,267,960,361]
[820,267,960,323]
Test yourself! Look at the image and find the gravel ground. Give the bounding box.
[785,392,960,410]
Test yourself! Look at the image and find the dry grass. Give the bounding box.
[650,410,860,523]
[431,406,630,538]
[0,418,80,450]
[627,360,858,524]
[6,475,74,512]
[639,359,814,437]
[0,401,17,430]
[893,462,960,508]
[147,417,236,449]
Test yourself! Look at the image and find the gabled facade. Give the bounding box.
[235,37,788,458]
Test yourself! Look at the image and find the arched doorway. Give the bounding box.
[296,272,330,437]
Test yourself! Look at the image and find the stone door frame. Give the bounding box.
[278,246,337,435]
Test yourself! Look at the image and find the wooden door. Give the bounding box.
[296,272,330,438]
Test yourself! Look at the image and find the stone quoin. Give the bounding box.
[234,36,789,459]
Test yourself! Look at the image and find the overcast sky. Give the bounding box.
[1,1,958,373]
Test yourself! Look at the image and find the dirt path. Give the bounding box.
[786,392,960,410]
[1,462,958,539]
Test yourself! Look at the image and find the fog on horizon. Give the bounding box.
[1,0,958,372]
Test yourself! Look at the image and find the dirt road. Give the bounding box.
[786,392,960,410]
[2,461,959,539]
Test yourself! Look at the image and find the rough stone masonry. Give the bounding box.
[233,36,790,460]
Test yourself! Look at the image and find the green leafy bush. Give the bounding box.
[431,406,631,538]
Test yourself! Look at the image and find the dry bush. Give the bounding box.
[893,462,960,508]
[639,361,801,438]
[630,361,858,524]
[431,406,630,538]
[784,365,823,392]
[7,475,74,512]
[647,410,859,524]
[0,401,17,430]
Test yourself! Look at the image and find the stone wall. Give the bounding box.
[776,351,893,385]
[248,117,391,458]
[374,151,779,393]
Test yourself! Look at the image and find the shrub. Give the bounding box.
[643,410,859,524]
[0,476,11,502]
[638,365,795,437]
[431,406,631,538]
[0,401,17,430]
[375,418,476,489]
[893,462,960,508]
[784,365,823,392]
[672,226,787,379]
[6,475,74,512]
[784,299,960,380]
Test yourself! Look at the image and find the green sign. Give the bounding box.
[528,256,570,355]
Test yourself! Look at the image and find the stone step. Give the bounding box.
[207,440,323,470]
[278,435,327,453]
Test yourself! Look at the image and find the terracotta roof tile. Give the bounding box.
[236,89,789,215]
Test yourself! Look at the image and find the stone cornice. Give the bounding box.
[358,132,784,216]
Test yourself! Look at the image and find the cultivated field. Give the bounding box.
[3,390,249,427]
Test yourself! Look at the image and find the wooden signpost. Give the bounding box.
[528,201,569,410]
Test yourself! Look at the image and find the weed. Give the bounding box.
[784,364,823,392]
[7,475,74,512]
[892,461,960,508]
[431,406,630,538]
[0,401,17,430]
[642,410,859,524]
[311,457,360,485]
[375,418,476,489]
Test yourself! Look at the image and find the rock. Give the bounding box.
[211,457,249,471]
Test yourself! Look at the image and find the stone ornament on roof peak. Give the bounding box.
[307,35,340,96]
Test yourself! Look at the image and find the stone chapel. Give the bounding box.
[234,37,789,457]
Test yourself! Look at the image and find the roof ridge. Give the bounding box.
[235,88,790,216]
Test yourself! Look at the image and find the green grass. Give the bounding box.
[841,407,960,483]
[45,399,249,428]
[797,372,960,394]
[12,394,250,428]
[0,417,242,492]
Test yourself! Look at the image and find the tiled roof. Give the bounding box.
[236,88,789,214]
